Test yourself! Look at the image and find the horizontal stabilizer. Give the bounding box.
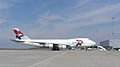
[10,39,25,43]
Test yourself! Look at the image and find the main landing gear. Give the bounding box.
[52,44,60,51]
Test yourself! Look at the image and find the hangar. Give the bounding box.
[100,39,120,50]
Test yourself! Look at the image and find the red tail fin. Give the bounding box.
[13,28,24,35]
[13,28,30,40]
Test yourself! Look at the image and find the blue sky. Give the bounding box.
[0,0,120,48]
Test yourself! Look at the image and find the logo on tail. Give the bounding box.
[13,28,24,39]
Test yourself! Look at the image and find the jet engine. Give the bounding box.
[46,44,66,49]
[47,44,53,48]
[59,45,66,49]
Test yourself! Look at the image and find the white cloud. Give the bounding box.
[65,3,120,23]
[0,0,24,24]
[0,20,7,24]
[37,11,66,26]
[0,0,24,9]
[72,0,93,9]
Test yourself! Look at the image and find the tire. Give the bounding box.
[52,48,60,51]
[52,44,60,51]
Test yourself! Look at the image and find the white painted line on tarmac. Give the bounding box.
[28,52,66,67]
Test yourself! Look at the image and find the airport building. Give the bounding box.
[100,39,120,50]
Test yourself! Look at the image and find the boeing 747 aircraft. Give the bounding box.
[10,28,96,50]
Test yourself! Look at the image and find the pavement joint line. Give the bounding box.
[28,52,66,67]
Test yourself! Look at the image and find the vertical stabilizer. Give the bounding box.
[13,28,30,40]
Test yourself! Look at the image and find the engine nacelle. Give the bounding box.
[59,45,66,49]
[47,44,53,48]
[46,44,66,49]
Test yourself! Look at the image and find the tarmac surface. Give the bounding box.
[0,50,120,67]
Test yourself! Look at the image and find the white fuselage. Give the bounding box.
[18,38,96,48]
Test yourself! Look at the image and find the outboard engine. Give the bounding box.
[59,45,66,49]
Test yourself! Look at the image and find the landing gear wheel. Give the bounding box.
[66,45,72,50]
[52,44,60,51]
[52,48,60,51]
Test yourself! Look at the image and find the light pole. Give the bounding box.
[112,17,114,49]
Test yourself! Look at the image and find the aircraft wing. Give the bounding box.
[30,41,60,45]
[10,39,60,45]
